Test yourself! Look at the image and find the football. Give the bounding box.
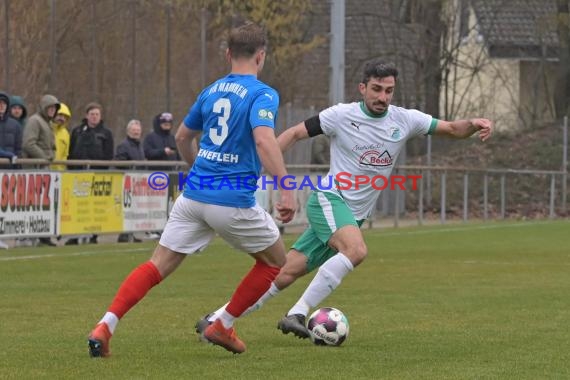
[306,307,349,346]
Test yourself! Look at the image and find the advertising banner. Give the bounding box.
[59,172,123,234]
[0,171,59,238]
[123,172,168,231]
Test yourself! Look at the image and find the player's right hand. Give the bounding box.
[275,190,296,223]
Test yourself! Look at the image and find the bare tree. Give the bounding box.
[204,0,325,103]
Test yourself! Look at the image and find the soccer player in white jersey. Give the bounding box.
[87,22,296,357]
[196,59,493,339]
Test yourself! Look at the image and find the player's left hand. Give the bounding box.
[472,118,493,142]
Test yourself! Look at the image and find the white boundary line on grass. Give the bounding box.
[0,247,150,261]
[377,220,557,237]
[0,220,562,262]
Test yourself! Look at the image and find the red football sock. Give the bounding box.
[108,261,162,319]
[225,260,280,317]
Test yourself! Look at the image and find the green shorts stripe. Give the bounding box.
[292,191,363,272]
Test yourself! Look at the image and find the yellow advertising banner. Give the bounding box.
[59,172,123,234]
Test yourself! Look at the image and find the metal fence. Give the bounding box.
[280,166,568,231]
[2,157,567,235]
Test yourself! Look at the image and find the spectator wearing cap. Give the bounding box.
[143,112,179,171]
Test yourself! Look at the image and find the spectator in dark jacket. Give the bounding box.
[69,102,114,169]
[115,119,144,243]
[0,92,18,249]
[0,92,23,159]
[66,102,113,246]
[9,95,28,128]
[143,112,179,171]
[115,119,145,163]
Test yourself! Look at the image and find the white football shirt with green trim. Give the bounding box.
[317,101,437,220]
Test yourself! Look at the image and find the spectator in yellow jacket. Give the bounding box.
[51,103,71,171]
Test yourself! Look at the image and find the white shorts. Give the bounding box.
[159,196,280,254]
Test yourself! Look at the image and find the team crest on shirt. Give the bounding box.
[359,150,393,167]
[389,127,401,139]
[258,109,274,120]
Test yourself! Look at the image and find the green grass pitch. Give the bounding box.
[1,220,569,379]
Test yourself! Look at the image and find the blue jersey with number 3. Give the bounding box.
[182,73,279,208]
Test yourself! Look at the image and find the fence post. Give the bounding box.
[483,174,488,221]
[426,135,432,207]
[394,178,400,228]
[49,0,57,91]
[130,0,137,118]
[550,174,556,219]
[4,0,10,92]
[463,173,468,222]
[563,116,568,213]
[90,1,98,98]
[440,171,446,224]
[200,8,208,89]
[165,2,172,111]
[418,170,424,226]
[500,174,506,219]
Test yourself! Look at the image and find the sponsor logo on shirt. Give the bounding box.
[258,109,274,120]
[389,127,401,139]
[359,150,393,167]
[351,143,384,152]
[350,121,361,130]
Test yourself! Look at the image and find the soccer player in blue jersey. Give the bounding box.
[87,22,296,356]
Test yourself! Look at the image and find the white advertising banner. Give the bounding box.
[122,172,168,232]
[0,171,60,238]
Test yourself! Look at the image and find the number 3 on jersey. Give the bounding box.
[211,98,230,145]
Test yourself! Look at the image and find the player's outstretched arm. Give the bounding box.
[434,118,493,141]
[175,123,201,166]
[253,126,296,223]
[277,122,310,152]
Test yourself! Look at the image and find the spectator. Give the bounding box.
[115,119,144,243]
[22,94,60,247]
[143,112,179,240]
[22,94,59,161]
[115,119,145,163]
[67,102,114,245]
[143,112,179,171]
[69,102,114,169]
[0,92,22,160]
[0,91,21,249]
[9,95,28,128]
[7,95,29,247]
[51,103,72,171]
